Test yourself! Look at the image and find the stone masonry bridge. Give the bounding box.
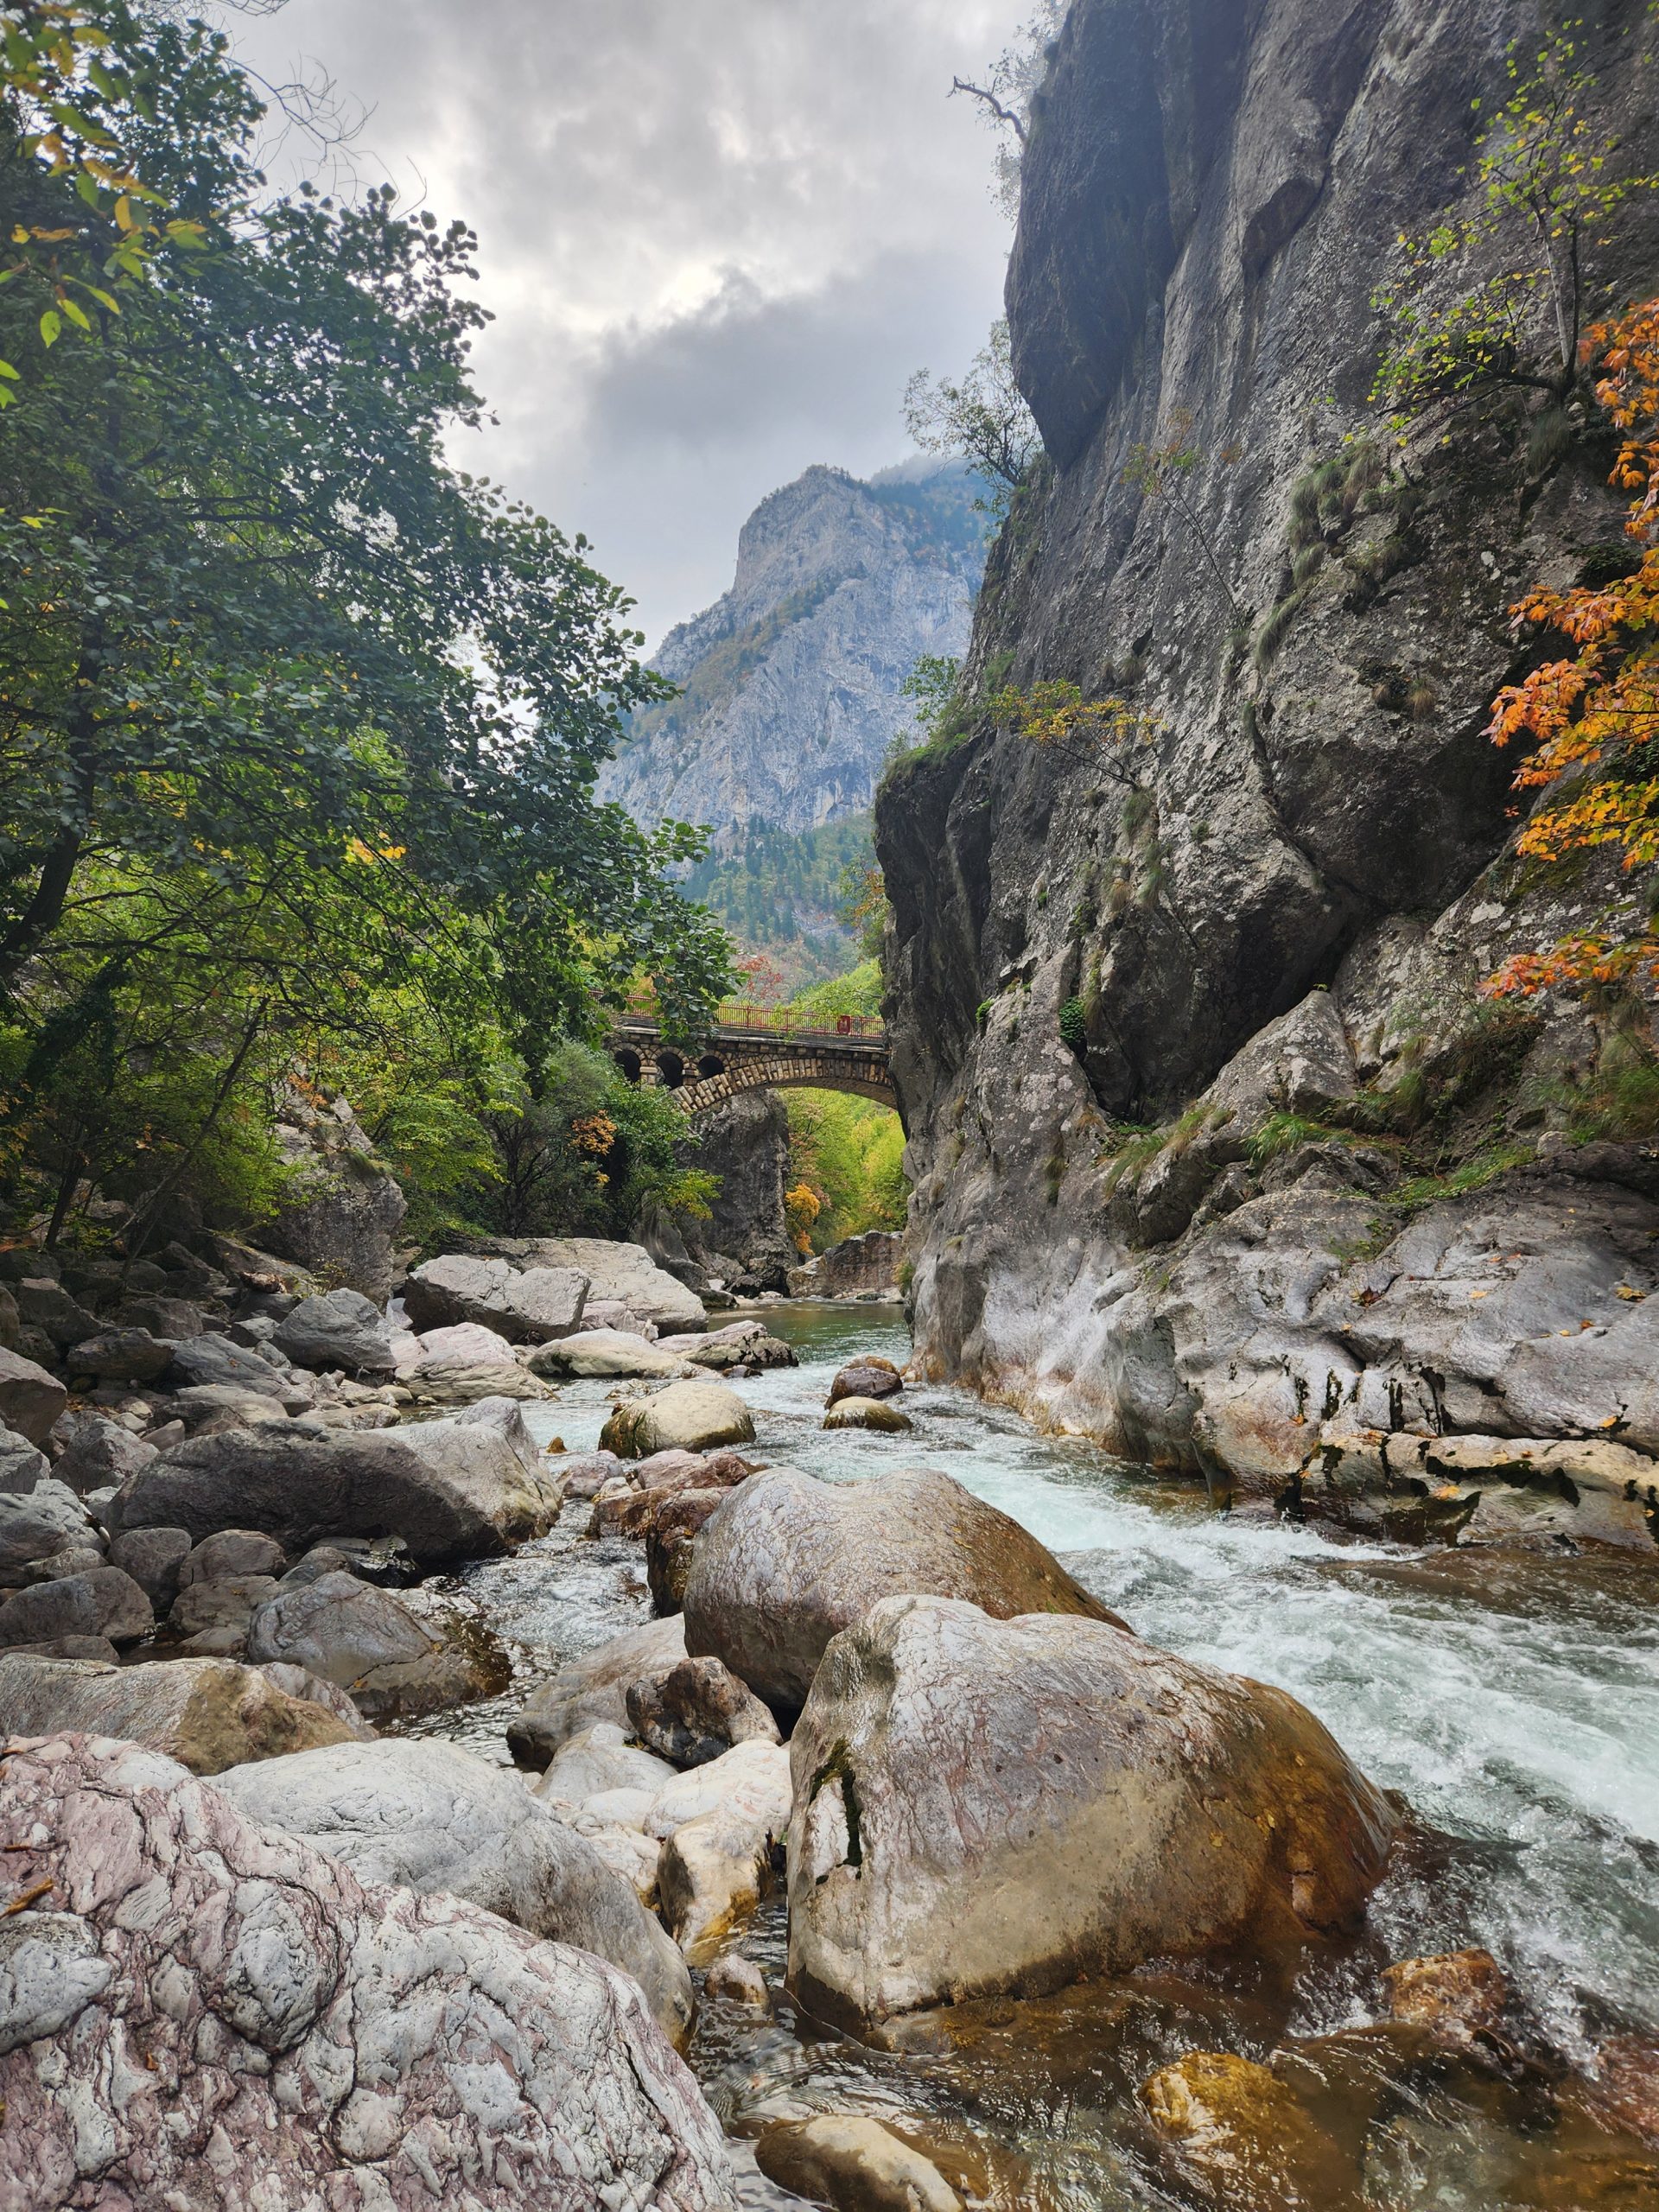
[608,1010,897,1117]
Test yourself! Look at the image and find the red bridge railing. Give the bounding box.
[617,996,887,1046]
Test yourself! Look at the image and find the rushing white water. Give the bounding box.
[502,1300,1659,2059]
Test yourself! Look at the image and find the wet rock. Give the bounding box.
[788,1230,902,1299]
[529,1329,696,1380]
[828,1357,904,1405]
[0,1567,152,1651]
[658,1798,783,1960]
[626,1655,781,1768]
[788,1595,1396,2030]
[702,1954,769,2009]
[65,1325,174,1385]
[271,1287,397,1376]
[245,1570,509,1723]
[214,1736,695,2046]
[112,1400,564,1564]
[1382,1948,1513,2051]
[0,1733,728,2205]
[0,1651,359,1771]
[592,1456,748,1541]
[47,1411,157,1497]
[403,1253,589,1344]
[681,1321,798,1373]
[1142,2051,1351,2211]
[646,1489,728,1613]
[683,1465,1126,1717]
[559,1447,627,1499]
[755,2117,963,2212]
[106,1525,192,1611]
[508,1614,689,1767]
[601,1378,757,1460]
[0,1348,67,1445]
[0,1477,95,1576]
[1578,2034,1659,2152]
[823,1394,913,1433]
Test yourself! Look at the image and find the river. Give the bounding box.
[415,1301,1659,2209]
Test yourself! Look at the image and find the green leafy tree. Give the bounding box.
[904,321,1041,515]
[0,3,729,1242]
[1371,25,1657,414]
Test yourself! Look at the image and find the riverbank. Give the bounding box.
[408,1300,1659,2209]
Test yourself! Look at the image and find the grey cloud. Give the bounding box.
[224,0,1031,640]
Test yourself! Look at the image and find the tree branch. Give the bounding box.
[950,77,1027,145]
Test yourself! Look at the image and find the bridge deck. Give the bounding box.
[608,1010,896,1116]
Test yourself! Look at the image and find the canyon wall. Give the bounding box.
[876,0,1659,1535]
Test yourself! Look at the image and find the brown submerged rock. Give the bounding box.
[683,1465,1127,1716]
[787,1595,1396,2031]
[755,2117,963,2212]
[1142,2051,1356,2211]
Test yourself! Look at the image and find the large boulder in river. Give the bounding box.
[529,1329,696,1380]
[0,1734,730,2209]
[213,1737,694,2046]
[508,1614,687,1767]
[111,1398,563,1564]
[245,1571,509,1722]
[403,1254,588,1344]
[0,1651,359,1772]
[682,1466,1126,1716]
[271,1287,397,1376]
[600,1379,755,1460]
[469,1235,708,1333]
[787,1595,1398,2031]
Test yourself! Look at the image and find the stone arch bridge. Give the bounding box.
[608,1013,897,1118]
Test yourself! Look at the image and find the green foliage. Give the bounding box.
[1370,26,1657,414]
[785,1090,907,1249]
[1389,1141,1535,1217]
[1058,995,1087,1053]
[788,958,883,1024]
[903,319,1042,517]
[682,817,874,991]
[1252,584,1311,669]
[0,6,729,1243]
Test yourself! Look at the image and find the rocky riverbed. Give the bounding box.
[396,1301,1659,2210]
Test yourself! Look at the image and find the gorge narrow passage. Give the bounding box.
[415,1300,1659,2209]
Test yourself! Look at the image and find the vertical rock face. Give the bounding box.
[874,0,1659,1516]
[682,1090,798,1290]
[263,1079,408,1304]
[597,463,983,844]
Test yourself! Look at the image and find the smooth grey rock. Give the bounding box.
[0,1567,152,1650]
[14,1278,98,1349]
[215,1738,694,2045]
[787,1596,1397,2031]
[0,1350,67,1446]
[626,1655,781,1770]
[527,1329,694,1380]
[409,1320,520,1364]
[245,1571,509,1721]
[683,1465,1126,1717]
[169,1572,281,1643]
[397,1355,553,1405]
[0,1735,730,2204]
[600,1379,756,1460]
[403,1255,588,1344]
[64,1326,173,1384]
[107,1525,192,1611]
[535,1722,678,1808]
[165,1333,288,1396]
[467,1236,707,1334]
[0,1479,95,1577]
[180,1529,289,1585]
[48,1411,156,1497]
[0,1654,359,1772]
[117,1294,203,1340]
[272,1287,397,1376]
[0,1425,49,1495]
[111,1405,563,1564]
[507,1614,689,1767]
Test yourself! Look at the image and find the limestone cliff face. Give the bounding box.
[876,0,1659,1538]
[598,464,982,848]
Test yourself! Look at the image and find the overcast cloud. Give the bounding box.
[222,1,1030,645]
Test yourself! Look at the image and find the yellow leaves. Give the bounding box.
[570,1111,616,1157]
[345,837,407,865]
[1616,1284,1645,1301]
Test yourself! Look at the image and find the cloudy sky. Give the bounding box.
[222,2,1033,646]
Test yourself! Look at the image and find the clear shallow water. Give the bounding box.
[423,1301,1659,2207]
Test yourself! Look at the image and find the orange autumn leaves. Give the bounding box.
[1486,297,1659,996]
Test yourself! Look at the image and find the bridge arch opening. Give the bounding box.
[658,1049,685,1090]
[696,1052,725,1079]
[613,1047,642,1086]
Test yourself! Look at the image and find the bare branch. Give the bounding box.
[950,76,1027,145]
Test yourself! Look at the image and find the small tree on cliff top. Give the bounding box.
[1484,295,1659,999]
[1371,26,1657,414]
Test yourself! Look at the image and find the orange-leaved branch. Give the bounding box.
[1485,297,1659,997]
